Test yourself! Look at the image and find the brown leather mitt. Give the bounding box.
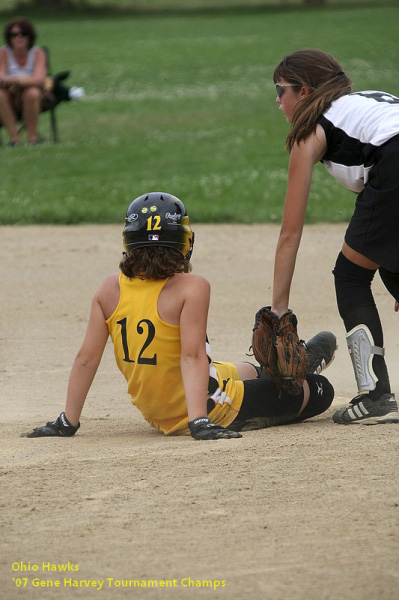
[252,306,308,395]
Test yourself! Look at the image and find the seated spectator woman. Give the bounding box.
[0,17,46,145]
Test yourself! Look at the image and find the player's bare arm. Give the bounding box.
[170,274,241,440]
[177,274,211,421]
[64,279,113,426]
[0,47,7,79]
[271,126,326,317]
[23,278,112,438]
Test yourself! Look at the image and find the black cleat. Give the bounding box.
[305,331,337,375]
[333,393,399,425]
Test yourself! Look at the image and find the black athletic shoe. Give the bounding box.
[333,393,399,425]
[305,331,337,375]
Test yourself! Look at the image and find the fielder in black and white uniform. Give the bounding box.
[319,90,399,270]
[269,48,399,425]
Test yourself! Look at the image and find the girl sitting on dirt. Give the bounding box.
[270,48,399,425]
[25,192,335,440]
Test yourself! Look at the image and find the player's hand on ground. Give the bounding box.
[188,417,242,440]
[22,412,80,438]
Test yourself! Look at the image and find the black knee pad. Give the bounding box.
[379,267,399,302]
[333,252,376,319]
[296,375,334,421]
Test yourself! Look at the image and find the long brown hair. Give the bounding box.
[273,49,352,151]
[120,246,192,280]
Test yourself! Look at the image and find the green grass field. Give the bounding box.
[1,2,399,224]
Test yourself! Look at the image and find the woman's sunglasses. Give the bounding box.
[275,83,299,99]
[10,32,28,38]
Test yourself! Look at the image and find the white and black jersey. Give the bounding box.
[318,91,399,193]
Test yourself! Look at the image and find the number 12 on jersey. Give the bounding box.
[116,317,157,365]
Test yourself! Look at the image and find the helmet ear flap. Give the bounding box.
[185,230,194,261]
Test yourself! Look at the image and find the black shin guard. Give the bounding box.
[333,252,390,398]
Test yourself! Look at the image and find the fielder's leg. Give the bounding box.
[332,252,398,424]
[379,267,399,303]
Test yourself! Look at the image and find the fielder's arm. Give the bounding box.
[272,126,326,317]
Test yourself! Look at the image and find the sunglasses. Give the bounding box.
[275,83,299,99]
[10,31,28,38]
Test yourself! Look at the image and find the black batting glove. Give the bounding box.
[188,417,242,440]
[24,412,80,438]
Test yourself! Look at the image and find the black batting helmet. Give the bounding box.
[123,192,194,260]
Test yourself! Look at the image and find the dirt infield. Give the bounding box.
[1,224,398,600]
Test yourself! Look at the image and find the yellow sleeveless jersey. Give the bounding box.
[106,274,244,435]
